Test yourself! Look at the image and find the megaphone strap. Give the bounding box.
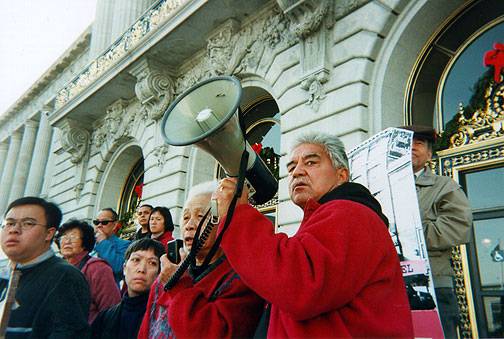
[164,208,212,290]
[164,138,249,290]
[200,150,249,269]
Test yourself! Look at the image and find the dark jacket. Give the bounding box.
[3,254,90,338]
[91,293,149,339]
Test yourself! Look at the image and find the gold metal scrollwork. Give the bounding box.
[450,83,504,148]
[451,246,472,339]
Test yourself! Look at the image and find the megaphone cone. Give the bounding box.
[161,76,278,205]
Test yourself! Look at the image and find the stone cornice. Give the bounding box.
[0,27,92,122]
[54,0,188,111]
[48,0,271,126]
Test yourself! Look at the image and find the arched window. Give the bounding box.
[118,158,144,237]
[406,0,504,150]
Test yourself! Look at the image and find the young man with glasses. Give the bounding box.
[93,208,130,284]
[0,196,90,337]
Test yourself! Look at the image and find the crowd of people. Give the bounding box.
[0,127,472,338]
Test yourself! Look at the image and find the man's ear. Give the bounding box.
[113,221,121,234]
[46,227,57,242]
[339,167,350,182]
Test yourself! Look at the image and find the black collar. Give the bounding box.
[318,182,389,227]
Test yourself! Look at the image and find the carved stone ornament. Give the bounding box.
[93,98,137,149]
[276,0,333,39]
[57,119,90,164]
[276,0,333,112]
[301,70,329,111]
[74,183,84,200]
[450,82,504,147]
[176,10,296,93]
[153,144,169,168]
[129,58,174,121]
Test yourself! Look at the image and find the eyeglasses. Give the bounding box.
[92,219,116,226]
[1,219,47,231]
[59,234,81,242]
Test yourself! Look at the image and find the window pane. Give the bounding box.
[441,22,504,126]
[474,218,504,290]
[483,296,504,337]
[464,166,504,210]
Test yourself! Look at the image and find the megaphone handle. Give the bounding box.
[200,150,249,269]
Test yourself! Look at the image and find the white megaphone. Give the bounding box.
[160,76,278,205]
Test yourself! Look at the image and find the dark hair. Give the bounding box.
[149,206,174,233]
[124,239,166,272]
[137,204,153,211]
[100,208,118,221]
[56,219,95,252]
[5,196,62,231]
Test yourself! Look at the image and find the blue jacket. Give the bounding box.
[94,235,130,282]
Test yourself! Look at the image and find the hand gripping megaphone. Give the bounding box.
[160,76,278,205]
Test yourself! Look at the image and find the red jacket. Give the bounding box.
[138,256,263,339]
[220,199,414,338]
[152,231,173,250]
[72,252,121,323]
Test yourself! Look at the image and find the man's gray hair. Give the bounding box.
[292,132,349,169]
[185,181,218,204]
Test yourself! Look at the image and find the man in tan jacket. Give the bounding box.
[403,125,473,338]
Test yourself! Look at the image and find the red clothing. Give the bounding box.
[220,199,414,338]
[152,231,173,250]
[138,256,263,339]
[71,252,121,323]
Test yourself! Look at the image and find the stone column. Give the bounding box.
[0,132,22,211]
[110,0,155,40]
[90,0,116,58]
[40,134,56,199]
[0,141,8,179]
[25,113,53,196]
[8,121,38,202]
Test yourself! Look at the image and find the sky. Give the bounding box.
[0,0,97,115]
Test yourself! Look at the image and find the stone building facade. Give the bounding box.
[2,0,504,336]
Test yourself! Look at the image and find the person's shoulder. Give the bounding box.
[48,256,84,275]
[99,301,121,319]
[85,257,113,272]
[432,172,462,190]
[116,236,131,245]
[319,198,376,216]
[314,199,387,234]
[42,257,88,287]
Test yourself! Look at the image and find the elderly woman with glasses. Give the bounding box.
[56,219,121,323]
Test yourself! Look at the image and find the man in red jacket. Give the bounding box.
[215,132,414,338]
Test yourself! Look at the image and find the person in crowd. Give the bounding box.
[148,206,174,248]
[133,204,153,240]
[0,197,90,337]
[214,132,414,337]
[93,207,130,283]
[138,181,264,338]
[402,125,473,337]
[56,219,121,323]
[91,238,165,339]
